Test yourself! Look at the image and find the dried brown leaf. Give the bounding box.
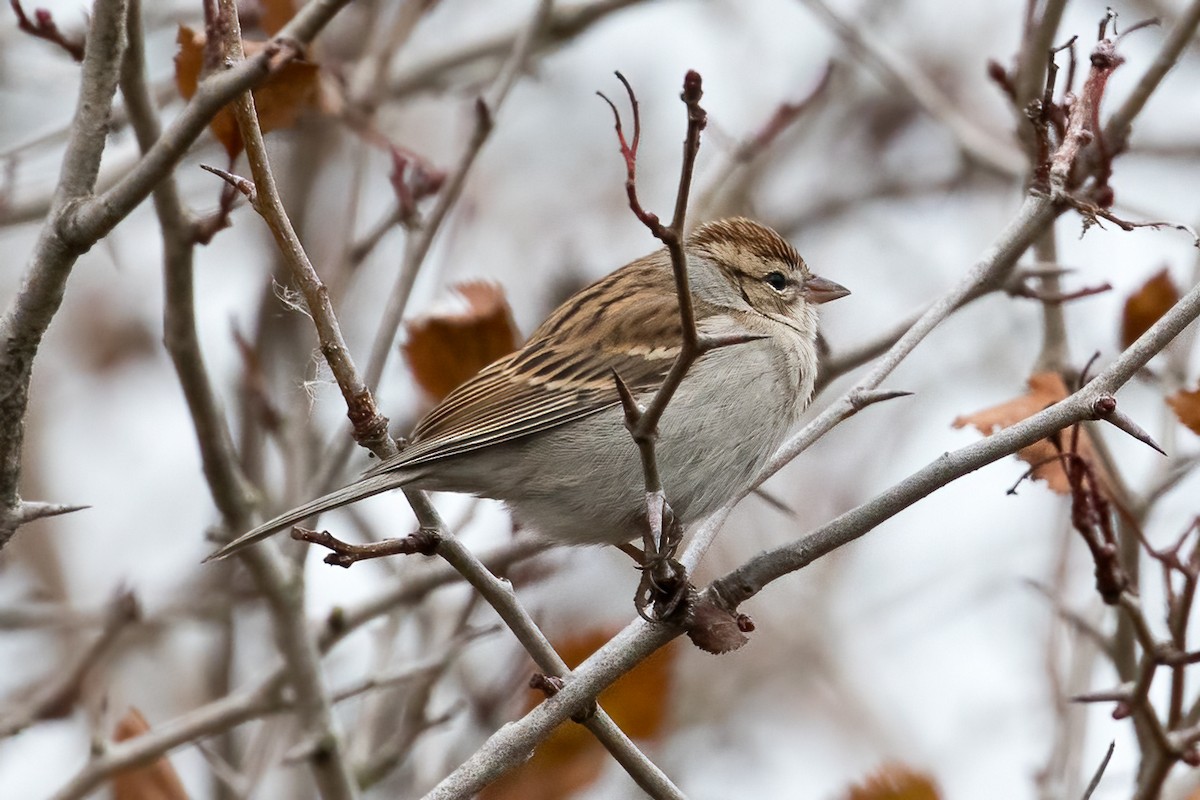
[1121,268,1179,349]
[403,282,521,402]
[111,708,189,800]
[844,763,941,800]
[952,372,1105,495]
[174,25,322,158]
[1168,386,1200,435]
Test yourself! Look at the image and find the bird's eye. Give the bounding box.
[764,271,789,292]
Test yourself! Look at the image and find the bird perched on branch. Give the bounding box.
[206,218,848,562]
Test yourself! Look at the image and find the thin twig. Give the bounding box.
[798,0,1024,176]
[0,587,139,738]
[48,541,542,800]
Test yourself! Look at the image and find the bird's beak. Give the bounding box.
[803,274,850,304]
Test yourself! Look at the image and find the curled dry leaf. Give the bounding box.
[111,708,189,800]
[480,629,677,800]
[844,763,941,800]
[174,25,323,158]
[952,372,1107,496]
[1121,268,1179,350]
[1168,386,1200,435]
[403,281,521,402]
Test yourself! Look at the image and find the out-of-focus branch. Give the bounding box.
[65,0,355,244]
[691,63,833,222]
[0,587,139,738]
[385,0,648,99]
[48,541,543,800]
[10,0,86,60]
[815,281,993,391]
[214,5,365,798]
[317,0,554,491]
[797,0,1025,176]
[360,0,554,396]
[1104,0,1200,155]
[119,0,256,525]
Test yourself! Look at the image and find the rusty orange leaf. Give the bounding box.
[111,708,189,800]
[1121,268,1179,349]
[174,25,322,158]
[1168,386,1200,435]
[953,372,1105,495]
[403,282,521,402]
[260,0,297,35]
[844,763,941,800]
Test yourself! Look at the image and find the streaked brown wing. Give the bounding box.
[366,342,677,475]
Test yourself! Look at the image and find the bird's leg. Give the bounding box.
[632,494,691,622]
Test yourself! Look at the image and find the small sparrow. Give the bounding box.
[208,218,847,560]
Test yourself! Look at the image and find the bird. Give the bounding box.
[206,218,848,561]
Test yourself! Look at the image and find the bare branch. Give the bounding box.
[0,0,129,547]
[798,0,1024,176]
[0,587,139,738]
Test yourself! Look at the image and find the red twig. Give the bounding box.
[10,0,85,61]
[597,72,654,230]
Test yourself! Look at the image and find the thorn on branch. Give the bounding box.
[199,163,258,206]
[1080,740,1115,800]
[194,157,242,245]
[13,500,91,525]
[848,388,914,411]
[610,368,645,433]
[1071,685,1133,704]
[1090,395,1167,455]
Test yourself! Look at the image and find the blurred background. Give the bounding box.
[2,0,1200,797]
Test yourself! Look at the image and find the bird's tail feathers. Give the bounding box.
[203,472,410,562]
